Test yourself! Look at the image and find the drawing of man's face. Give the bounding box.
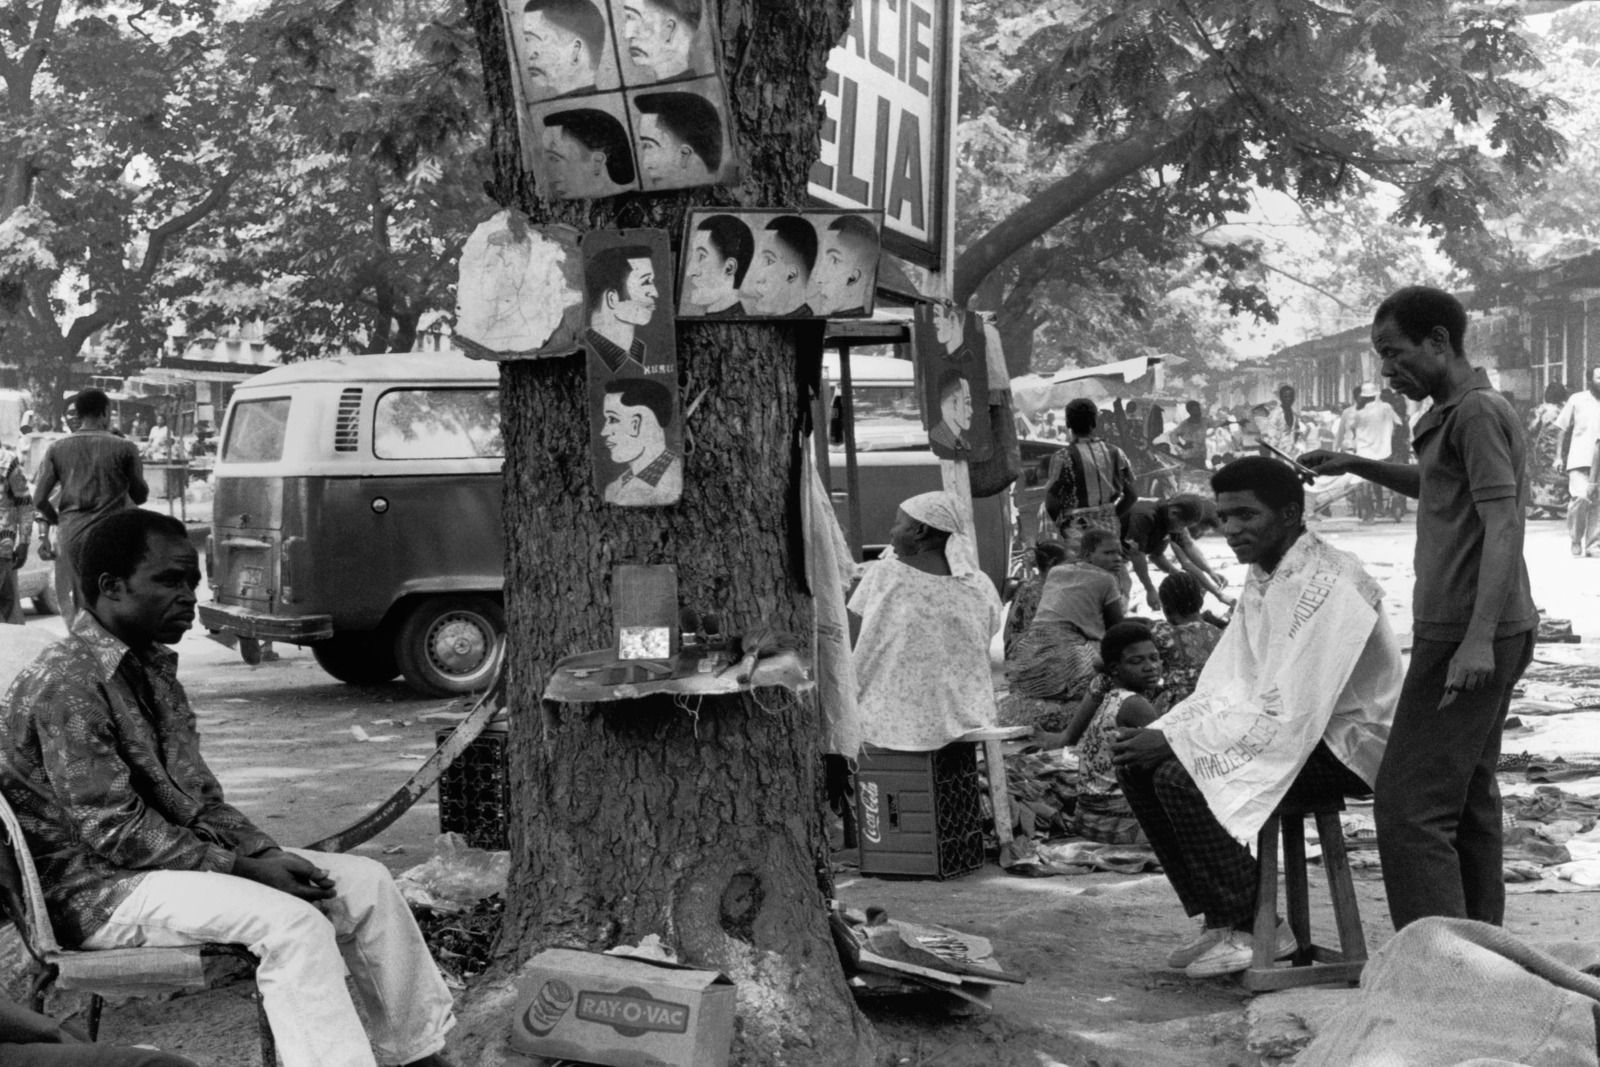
[544,126,602,198]
[933,305,962,350]
[602,392,653,466]
[609,256,658,326]
[637,113,710,186]
[745,233,808,315]
[621,0,693,80]
[685,229,737,307]
[523,10,598,97]
[811,227,874,312]
[941,378,973,433]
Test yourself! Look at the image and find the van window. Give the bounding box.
[223,397,292,462]
[374,389,502,459]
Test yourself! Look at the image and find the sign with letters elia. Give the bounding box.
[509,948,736,1067]
[808,0,953,270]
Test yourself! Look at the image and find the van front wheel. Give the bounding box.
[311,633,401,685]
[396,596,504,697]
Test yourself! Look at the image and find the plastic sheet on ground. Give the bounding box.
[1001,838,1161,877]
[396,832,509,913]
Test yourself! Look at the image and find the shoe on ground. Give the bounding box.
[1166,925,1226,969]
[1185,928,1255,978]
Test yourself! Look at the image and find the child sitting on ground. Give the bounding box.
[1150,572,1223,712]
[1063,620,1163,844]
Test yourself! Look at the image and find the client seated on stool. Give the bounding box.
[1110,456,1402,979]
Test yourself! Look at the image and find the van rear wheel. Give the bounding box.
[311,633,401,685]
[396,596,504,697]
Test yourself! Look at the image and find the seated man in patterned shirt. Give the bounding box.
[0,509,457,1067]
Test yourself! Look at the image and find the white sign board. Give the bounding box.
[808,0,954,271]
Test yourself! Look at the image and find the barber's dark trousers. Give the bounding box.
[1375,630,1535,930]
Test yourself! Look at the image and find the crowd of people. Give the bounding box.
[851,285,1536,980]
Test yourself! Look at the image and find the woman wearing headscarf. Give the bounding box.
[1000,527,1127,732]
[848,491,1002,750]
[1528,380,1570,519]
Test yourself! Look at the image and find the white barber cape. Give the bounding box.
[1159,530,1401,846]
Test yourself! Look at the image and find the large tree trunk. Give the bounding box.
[459,1,874,1064]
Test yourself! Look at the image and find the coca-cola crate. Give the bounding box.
[855,743,984,880]
[437,725,509,851]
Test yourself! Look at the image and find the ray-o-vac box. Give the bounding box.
[509,948,736,1067]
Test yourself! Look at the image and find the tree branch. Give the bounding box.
[954,125,1175,304]
[138,170,239,282]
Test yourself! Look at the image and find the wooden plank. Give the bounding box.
[1250,816,1281,972]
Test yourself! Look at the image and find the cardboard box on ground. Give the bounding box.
[509,948,735,1067]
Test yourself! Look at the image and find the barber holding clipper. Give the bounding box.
[1300,286,1536,931]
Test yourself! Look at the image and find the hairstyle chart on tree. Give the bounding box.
[675,208,883,320]
[911,303,991,462]
[500,0,737,199]
[454,211,587,360]
[580,228,683,507]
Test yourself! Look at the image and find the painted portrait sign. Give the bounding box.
[454,211,585,360]
[911,303,991,463]
[675,208,883,320]
[581,229,683,507]
[501,0,737,200]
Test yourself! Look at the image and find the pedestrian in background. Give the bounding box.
[1302,286,1535,931]
[0,441,32,625]
[31,388,148,623]
[1555,367,1600,556]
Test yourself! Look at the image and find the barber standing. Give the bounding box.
[1301,286,1536,931]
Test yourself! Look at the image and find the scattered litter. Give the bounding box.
[396,833,509,913]
[222,698,248,704]
[832,902,1023,1015]
[382,845,406,855]
[350,725,369,741]
[605,934,677,963]
[1096,996,1116,1002]
[398,753,427,761]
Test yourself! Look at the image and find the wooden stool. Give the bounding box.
[955,725,1033,847]
[1241,795,1368,992]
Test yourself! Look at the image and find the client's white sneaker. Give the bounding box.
[1166,925,1227,969]
[1184,929,1255,978]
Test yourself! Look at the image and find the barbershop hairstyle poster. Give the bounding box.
[454,211,587,360]
[676,208,884,321]
[911,304,992,463]
[501,0,738,200]
[580,229,684,507]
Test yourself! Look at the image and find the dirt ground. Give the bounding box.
[11,514,1600,1066]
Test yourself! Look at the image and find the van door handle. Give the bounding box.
[219,537,272,549]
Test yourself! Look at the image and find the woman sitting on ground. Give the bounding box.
[1002,539,1071,659]
[1149,572,1224,712]
[1063,620,1164,843]
[849,491,1002,751]
[1001,528,1126,732]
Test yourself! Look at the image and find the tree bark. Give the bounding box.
[953,125,1174,305]
[458,1,874,1064]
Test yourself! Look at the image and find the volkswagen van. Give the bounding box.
[198,353,504,696]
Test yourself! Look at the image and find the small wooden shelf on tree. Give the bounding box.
[542,646,813,704]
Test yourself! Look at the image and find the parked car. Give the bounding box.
[198,353,504,696]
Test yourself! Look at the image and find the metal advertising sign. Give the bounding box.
[807,0,955,272]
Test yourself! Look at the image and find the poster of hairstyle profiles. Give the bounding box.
[455,211,586,360]
[911,304,992,463]
[581,229,683,506]
[501,0,737,200]
[675,208,884,320]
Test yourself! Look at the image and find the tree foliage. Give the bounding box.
[178,0,493,360]
[955,0,1567,374]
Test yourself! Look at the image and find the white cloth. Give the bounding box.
[1557,390,1600,471]
[849,558,1000,751]
[802,445,861,758]
[900,490,981,578]
[1158,531,1401,845]
[1259,405,1313,456]
[82,848,455,1067]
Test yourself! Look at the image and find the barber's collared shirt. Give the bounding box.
[0,615,277,946]
[1411,367,1536,642]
